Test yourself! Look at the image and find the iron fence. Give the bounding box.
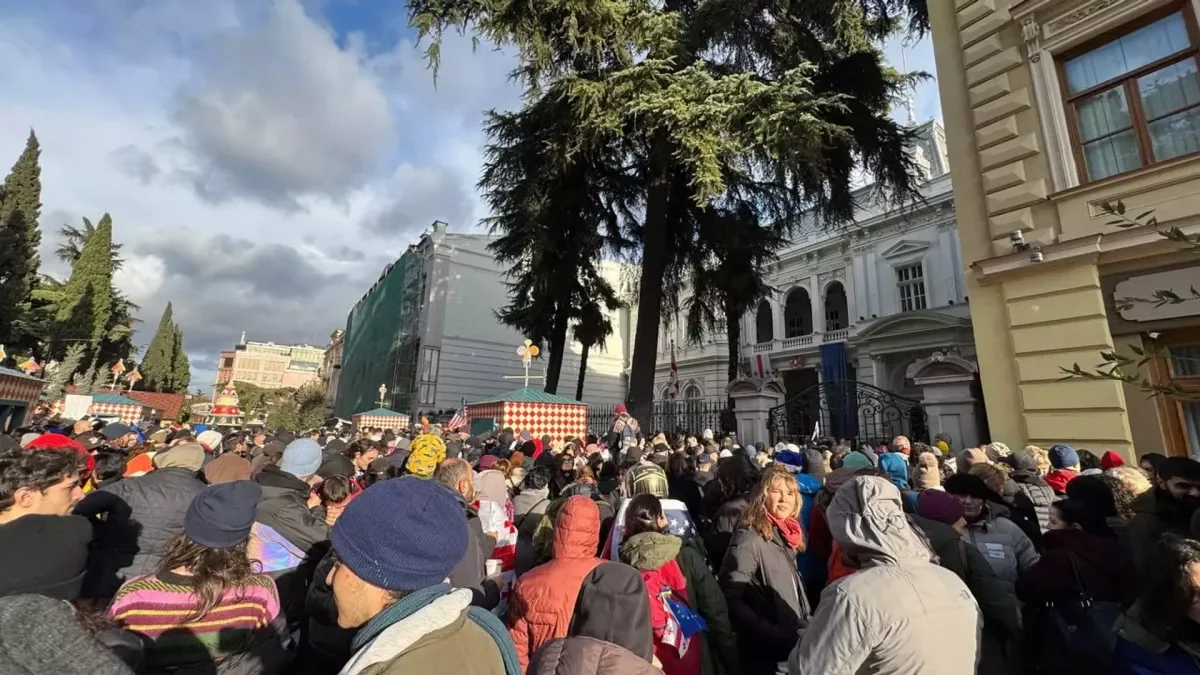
[588,398,735,438]
[768,380,928,446]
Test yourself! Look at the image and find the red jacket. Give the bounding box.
[639,559,702,675]
[1045,469,1078,495]
[507,496,603,672]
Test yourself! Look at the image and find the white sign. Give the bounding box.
[63,394,93,420]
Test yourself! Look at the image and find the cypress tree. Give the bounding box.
[140,303,176,392]
[0,131,43,345]
[55,213,113,362]
[171,325,191,393]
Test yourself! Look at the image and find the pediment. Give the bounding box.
[880,239,931,260]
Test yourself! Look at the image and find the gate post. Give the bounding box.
[727,376,784,447]
[905,352,982,449]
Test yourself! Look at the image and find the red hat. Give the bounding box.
[615,403,627,415]
[23,433,95,472]
[1101,451,1125,470]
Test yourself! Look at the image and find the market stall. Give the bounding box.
[466,387,587,442]
[352,407,410,432]
[0,366,45,432]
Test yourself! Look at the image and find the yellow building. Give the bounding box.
[931,0,1200,459]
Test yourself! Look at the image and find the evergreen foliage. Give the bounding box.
[54,213,113,364]
[140,303,177,392]
[172,325,190,392]
[0,131,43,345]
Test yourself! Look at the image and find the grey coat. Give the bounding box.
[961,509,1040,585]
[513,487,552,576]
[719,525,811,675]
[75,467,206,597]
[790,477,982,675]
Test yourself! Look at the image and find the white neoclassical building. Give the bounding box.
[655,121,986,448]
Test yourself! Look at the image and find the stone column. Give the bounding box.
[912,373,982,449]
[728,378,786,446]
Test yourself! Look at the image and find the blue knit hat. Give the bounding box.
[1049,444,1080,470]
[331,477,468,591]
[279,438,323,477]
[185,481,262,548]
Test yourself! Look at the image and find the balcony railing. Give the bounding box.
[753,341,774,353]
[745,326,855,357]
[781,335,814,348]
[824,328,850,342]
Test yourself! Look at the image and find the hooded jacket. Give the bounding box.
[75,466,207,598]
[620,532,702,675]
[252,465,330,630]
[528,637,663,675]
[508,496,604,672]
[789,477,982,675]
[570,563,654,661]
[1044,469,1079,495]
[1129,489,1197,584]
[1007,452,1055,532]
[961,504,1040,584]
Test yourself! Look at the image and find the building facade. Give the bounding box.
[214,339,325,393]
[655,122,987,447]
[321,329,344,415]
[335,222,634,418]
[931,0,1200,459]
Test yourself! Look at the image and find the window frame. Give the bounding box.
[1148,328,1200,458]
[1059,4,1200,183]
[896,262,927,313]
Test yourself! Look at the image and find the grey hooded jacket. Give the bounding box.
[789,477,982,675]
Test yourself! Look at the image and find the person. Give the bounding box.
[0,444,92,601]
[74,442,207,599]
[891,435,911,455]
[789,476,981,674]
[0,594,137,675]
[911,489,1020,675]
[719,468,811,675]
[668,453,706,523]
[343,440,379,491]
[912,450,942,490]
[971,462,1044,549]
[944,473,1039,584]
[701,454,760,566]
[101,423,138,450]
[513,467,553,576]
[605,463,698,561]
[609,403,641,448]
[250,438,330,631]
[405,432,447,478]
[528,637,662,675]
[1140,452,1166,485]
[1129,456,1200,583]
[107,481,291,674]
[569,562,655,662]
[315,475,352,526]
[1114,534,1200,674]
[1108,465,1153,500]
[326,477,519,675]
[620,493,734,675]
[204,452,253,484]
[878,452,911,492]
[1006,450,1056,532]
[475,467,519,614]
[507,495,604,672]
[433,458,500,610]
[1045,444,1081,494]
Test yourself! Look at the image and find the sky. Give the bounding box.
[0,0,941,393]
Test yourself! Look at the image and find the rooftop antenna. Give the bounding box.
[901,42,917,125]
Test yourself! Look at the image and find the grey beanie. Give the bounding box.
[0,595,136,674]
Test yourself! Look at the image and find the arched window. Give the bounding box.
[682,384,702,399]
[824,282,848,331]
[784,288,813,337]
[755,300,774,343]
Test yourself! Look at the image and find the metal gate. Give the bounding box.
[768,380,928,446]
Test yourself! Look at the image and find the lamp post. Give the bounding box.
[377,383,388,409]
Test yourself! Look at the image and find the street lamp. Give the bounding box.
[378,383,388,409]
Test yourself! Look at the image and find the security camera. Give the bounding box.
[1030,249,1044,263]
[1011,230,1031,252]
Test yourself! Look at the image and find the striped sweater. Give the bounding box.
[107,570,282,669]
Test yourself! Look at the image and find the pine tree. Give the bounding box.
[0,131,43,345]
[140,303,176,392]
[54,213,113,362]
[171,325,190,392]
[41,342,85,402]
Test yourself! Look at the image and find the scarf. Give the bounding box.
[768,512,804,551]
[351,583,520,675]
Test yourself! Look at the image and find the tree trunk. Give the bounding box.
[544,298,571,394]
[576,343,590,400]
[725,303,741,385]
[626,138,672,419]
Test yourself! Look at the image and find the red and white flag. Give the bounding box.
[446,397,468,431]
[669,340,680,399]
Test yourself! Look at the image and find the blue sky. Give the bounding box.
[0,0,941,392]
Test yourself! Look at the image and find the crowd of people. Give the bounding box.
[2,407,1200,674]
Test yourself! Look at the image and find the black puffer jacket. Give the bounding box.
[718,525,811,675]
[75,467,206,598]
[1008,452,1056,533]
[254,466,329,630]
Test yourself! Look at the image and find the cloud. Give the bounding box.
[361,163,475,236]
[110,145,163,185]
[171,0,395,207]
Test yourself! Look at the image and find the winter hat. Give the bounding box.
[1101,450,1125,470]
[202,453,252,484]
[718,449,733,458]
[986,442,1012,459]
[386,449,409,470]
[934,440,950,455]
[569,562,654,661]
[878,452,910,490]
[185,481,262,548]
[841,450,873,470]
[152,442,205,472]
[100,423,133,441]
[943,473,1004,504]
[917,489,965,526]
[0,594,137,675]
[316,454,355,479]
[1049,444,1080,470]
[23,434,95,472]
[331,477,467,591]
[0,515,92,601]
[406,433,447,478]
[196,430,223,452]
[627,463,668,498]
[615,403,628,415]
[702,429,714,441]
[477,454,499,471]
[279,438,323,477]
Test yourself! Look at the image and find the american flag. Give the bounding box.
[446,397,468,431]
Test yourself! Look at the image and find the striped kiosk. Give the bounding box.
[466,387,588,442]
[0,366,45,431]
[88,393,158,425]
[353,408,410,432]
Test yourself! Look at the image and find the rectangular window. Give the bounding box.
[1064,10,1200,181]
[419,347,440,405]
[1150,333,1200,458]
[896,263,927,312]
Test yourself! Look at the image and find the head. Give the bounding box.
[891,435,911,454]
[1141,452,1167,483]
[327,477,468,629]
[433,458,475,502]
[1157,457,1200,508]
[623,493,667,540]
[745,468,802,546]
[102,423,138,449]
[943,473,997,523]
[71,419,92,436]
[1026,445,1051,475]
[968,463,1008,497]
[1048,497,1112,536]
[0,447,84,522]
[521,465,552,492]
[345,440,380,471]
[278,438,324,481]
[913,451,942,489]
[714,452,760,502]
[1138,535,1200,639]
[319,474,353,505]
[1107,465,1153,498]
[91,452,127,485]
[917,488,967,532]
[959,447,989,472]
[666,452,693,479]
[1049,444,1081,472]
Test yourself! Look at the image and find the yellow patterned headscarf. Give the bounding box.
[406,433,447,477]
[934,440,950,455]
